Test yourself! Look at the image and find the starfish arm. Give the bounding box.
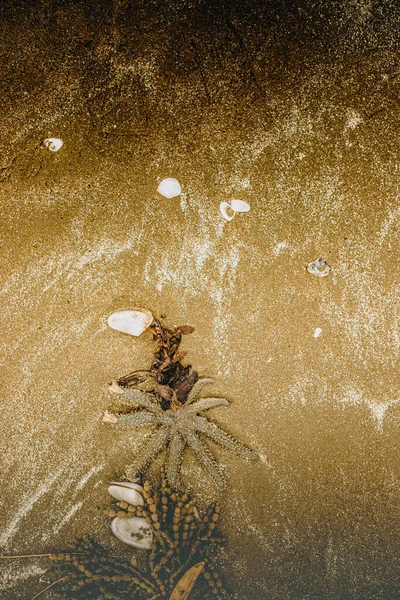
[115,411,157,426]
[166,431,185,489]
[184,397,229,413]
[193,415,258,460]
[183,429,226,490]
[186,378,214,405]
[125,426,169,480]
[121,388,163,415]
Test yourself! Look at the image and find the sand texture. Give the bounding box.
[1,0,400,598]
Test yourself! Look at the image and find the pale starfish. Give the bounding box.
[106,378,257,490]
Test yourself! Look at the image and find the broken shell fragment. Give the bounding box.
[307,258,331,278]
[102,411,118,424]
[44,138,63,152]
[219,202,236,221]
[107,309,153,336]
[157,178,182,198]
[230,199,250,213]
[108,380,124,395]
[108,482,144,506]
[111,516,152,549]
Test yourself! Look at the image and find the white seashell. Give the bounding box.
[313,327,322,338]
[157,178,182,198]
[306,258,331,278]
[102,411,118,424]
[44,138,63,152]
[220,202,236,221]
[220,200,251,221]
[108,483,144,505]
[108,308,153,337]
[109,481,144,492]
[111,516,152,549]
[108,381,124,395]
[230,199,250,213]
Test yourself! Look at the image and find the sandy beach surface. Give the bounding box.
[1,1,399,598]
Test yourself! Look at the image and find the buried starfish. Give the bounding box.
[104,378,258,490]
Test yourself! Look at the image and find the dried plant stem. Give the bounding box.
[0,553,85,559]
[30,575,68,600]
[0,554,54,559]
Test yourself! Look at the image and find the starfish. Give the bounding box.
[106,378,258,490]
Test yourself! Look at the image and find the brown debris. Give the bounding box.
[116,317,198,409]
[3,475,229,599]
[105,470,229,599]
[169,561,205,600]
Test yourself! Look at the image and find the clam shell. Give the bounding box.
[306,258,331,278]
[111,516,152,549]
[107,308,153,336]
[109,481,143,490]
[108,483,144,505]
[230,199,250,213]
[220,202,236,221]
[44,138,63,152]
[157,178,182,198]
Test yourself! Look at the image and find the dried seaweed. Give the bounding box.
[105,471,230,600]
[1,475,230,600]
[106,317,257,490]
[116,318,198,408]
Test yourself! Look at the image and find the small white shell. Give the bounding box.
[108,309,153,337]
[157,178,182,198]
[314,327,322,338]
[230,199,250,213]
[307,258,331,278]
[108,381,124,395]
[111,516,152,549]
[109,481,144,492]
[108,483,144,505]
[102,411,118,424]
[220,200,251,221]
[44,138,63,152]
[220,202,236,221]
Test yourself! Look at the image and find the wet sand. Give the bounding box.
[1,1,400,598]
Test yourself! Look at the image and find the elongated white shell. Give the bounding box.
[44,138,63,152]
[157,178,182,198]
[108,309,153,336]
[108,483,144,505]
[109,481,144,492]
[111,516,152,549]
[230,199,250,212]
[220,202,236,221]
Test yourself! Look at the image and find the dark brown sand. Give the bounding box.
[1,1,399,598]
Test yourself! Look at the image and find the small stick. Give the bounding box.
[31,576,68,599]
[0,553,54,559]
[0,553,85,559]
